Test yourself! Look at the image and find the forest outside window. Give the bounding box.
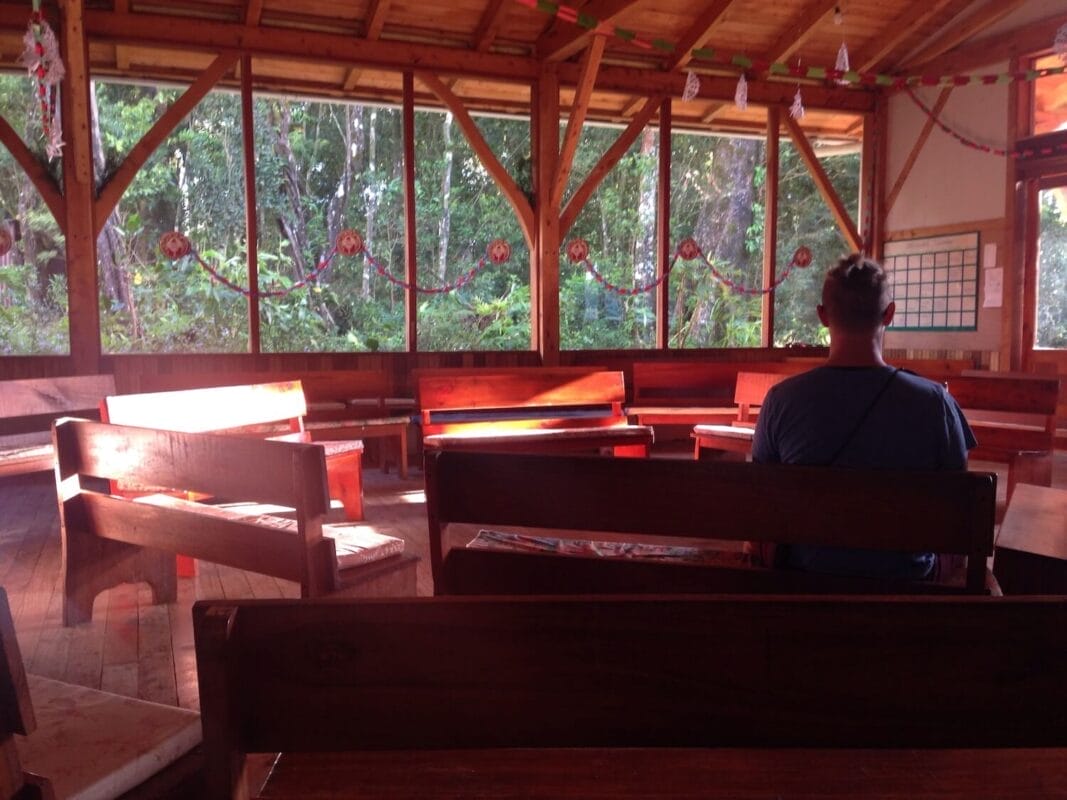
[96,81,248,354]
[0,73,67,356]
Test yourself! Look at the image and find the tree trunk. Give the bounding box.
[362,106,377,299]
[437,112,454,283]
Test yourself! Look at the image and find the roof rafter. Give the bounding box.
[343,0,392,92]
[763,0,838,66]
[473,0,510,53]
[553,33,607,210]
[851,0,956,73]
[536,0,641,62]
[244,0,263,27]
[900,0,1030,71]
[664,0,737,72]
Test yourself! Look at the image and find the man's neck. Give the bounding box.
[824,332,888,368]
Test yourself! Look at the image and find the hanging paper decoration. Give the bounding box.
[792,246,813,268]
[336,228,364,256]
[566,238,590,263]
[1056,22,1067,64]
[790,88,805,120]
[20,0,64,160]
[487,238,511,264]
[159,231,192,260]
[734,74,748,111]
[835,41,850,85]
[682,70,701,101]
[0,225,12,258]
[834,4,843,26]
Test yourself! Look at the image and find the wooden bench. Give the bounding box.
[417,368,653,457]
[53,418,417,626]
[425,450,996,595]
[1,587,202,800]
[102,380,368,520]
[945,372,1061,508]
[627,358,819,429]
[193,594,1067,799]
[123,369,414,477]
[0,374,116,478]
[691,370,790,457]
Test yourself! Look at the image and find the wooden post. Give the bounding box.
[656,98,671,350]
[1008,55,1029,373]
[240,56,261,354]
[58,0,100,373]
[762,106,780,348]
[402,72,418,351]
[537,64,560,365]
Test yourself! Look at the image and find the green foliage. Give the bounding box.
[1036,190,1067,348]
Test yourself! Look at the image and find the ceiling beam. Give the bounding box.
[763,0,838,66]
[62,8,874,112]
[536,0,640,62]
[473,0,509,52]
[244,0,263,27]
[905,10,1067,77]
[364,0,392,40]
[782,111,862,252]
[851,0,956,73]
[900,0,1030,71]
[664,0,737,72]
[417,72,535,249]
[95,52,240,235]
[561,95,663,237]
[554,33,606,210]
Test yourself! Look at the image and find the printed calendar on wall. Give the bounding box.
[883,232,979,332]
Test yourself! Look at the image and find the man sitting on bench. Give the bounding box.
[753,254,976,580]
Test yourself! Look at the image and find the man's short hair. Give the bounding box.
[821,253,891,331]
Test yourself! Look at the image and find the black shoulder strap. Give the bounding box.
[824,367,901,466]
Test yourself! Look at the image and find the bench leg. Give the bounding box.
[398,427,409,479]
[326,453,364,521]
[62,526,176,626]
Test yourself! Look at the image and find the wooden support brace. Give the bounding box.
[552,33,606,211]
[885,87,953,218]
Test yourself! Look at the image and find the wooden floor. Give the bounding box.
[0,465,432,712]
[2,451,1064,715]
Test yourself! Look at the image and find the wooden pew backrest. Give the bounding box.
[193,594,1067,797]
[0,374,116,477]
[733,371,791,423]
[425,451,996,595]
[630,359,818,408]
[418,369,631,435]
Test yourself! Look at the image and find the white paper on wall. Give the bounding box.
[983,243,997,269]
[982,267,1003,308]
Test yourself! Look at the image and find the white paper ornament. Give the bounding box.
[836,41,850,85]
[790,88,805,120]
[682,70,701,102]
[734,74,748,111]
[834,4,843,25]
[1056,22,1067,64]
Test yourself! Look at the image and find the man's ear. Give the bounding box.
[881,301,896,326]
[817,304,830,327]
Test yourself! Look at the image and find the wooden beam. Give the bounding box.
[852,0,956,73]
[402,72,417,351]
[240,55,260,354]
[701,103,726,124]
[901,0,1030,70]
[553,33,606,211]
[417,72,535,250]
[364,0,391,40]
[884,87,953,218]
[762,106,779,348]
[73,10,875,112]
[665,0,736,72]
[782,113,862,252]
[656,98,670,350]
[59,0,100,372]
[244,0,263,27]
[560,95,663,237]
[536,0,640,62]
[473,0,509,53]
[536,64,561,364]
[94,52,239,236]
[0,116,64,226]
[905,10,1067,77]
[764,0,838,65]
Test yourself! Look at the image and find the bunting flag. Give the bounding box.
[734,74,748,110]
[682,70,701,101]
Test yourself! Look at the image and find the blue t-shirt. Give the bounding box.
[752,366,977,579]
